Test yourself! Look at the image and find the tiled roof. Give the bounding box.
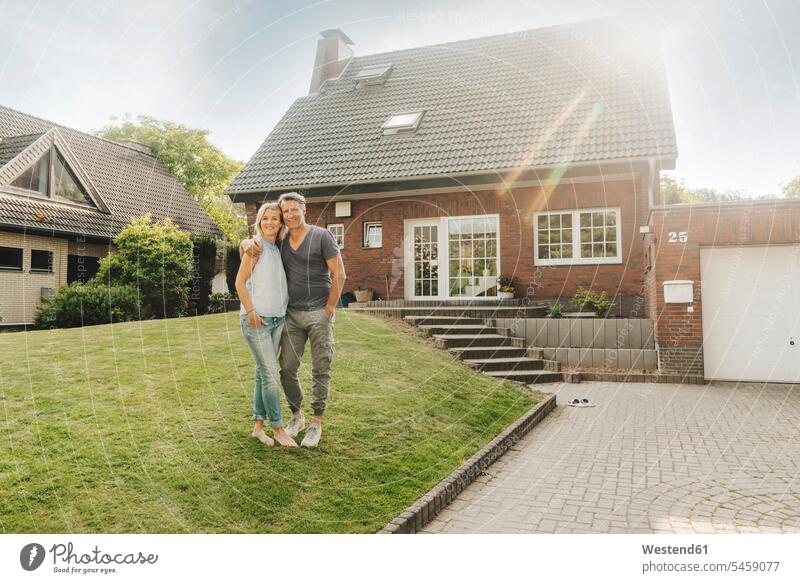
[0,133,41,167]
[0,105,221,239]
[227,19,677,194]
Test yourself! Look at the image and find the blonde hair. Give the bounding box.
[253,202,284,238]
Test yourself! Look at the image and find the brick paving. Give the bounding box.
[423,381,800,533]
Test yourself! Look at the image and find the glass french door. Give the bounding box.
[411,222,440,298]
[405,215,500,299]
[447,216,499,297]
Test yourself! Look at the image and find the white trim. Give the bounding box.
[533,207,622,266]
[403,213,502,300]
[326,223,344,249]
[363,221,382,248]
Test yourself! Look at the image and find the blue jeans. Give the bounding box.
[241,314,285,427]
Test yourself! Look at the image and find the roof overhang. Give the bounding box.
[227,155,676,203]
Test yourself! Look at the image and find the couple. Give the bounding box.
[235,192,346,448]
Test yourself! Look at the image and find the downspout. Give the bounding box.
[647,157,656,209]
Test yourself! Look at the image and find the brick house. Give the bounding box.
[0,105,221,325]
[225,21,799,382]
[226,20,676,313]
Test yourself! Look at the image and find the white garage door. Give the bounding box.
[700,245,800,382]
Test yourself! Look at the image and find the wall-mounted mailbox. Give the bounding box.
[663,280,693,303]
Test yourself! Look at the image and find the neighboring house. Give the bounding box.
[226,20,676,314]
[0,105,221,325]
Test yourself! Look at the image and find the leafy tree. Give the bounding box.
[95,115,247,241]
[96,215,194,318]
[660,175,751,204]
[783,176,800,198]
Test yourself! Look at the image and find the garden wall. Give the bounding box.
[495,317,658,371]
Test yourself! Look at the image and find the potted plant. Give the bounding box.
[354,287,374,303]
[497,275,516,299]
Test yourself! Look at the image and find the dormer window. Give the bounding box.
[382,111,424,135]
[354,63,392,86]
[10,146,94,207]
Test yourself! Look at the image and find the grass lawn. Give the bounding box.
[0,310,537,533]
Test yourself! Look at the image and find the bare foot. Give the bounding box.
[251,429,275,447]
[273,427,298,448]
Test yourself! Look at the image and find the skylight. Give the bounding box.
[382,111,424,135]
[354,63,392,85]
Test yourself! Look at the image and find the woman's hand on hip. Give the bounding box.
[247,311,265,328]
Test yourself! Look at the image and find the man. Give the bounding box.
[242,192,346,447]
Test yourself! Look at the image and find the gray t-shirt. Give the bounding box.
[280,225,340,311]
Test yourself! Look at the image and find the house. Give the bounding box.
[226,20,799,383]
[0,105,221,325]
[226,20,676,313]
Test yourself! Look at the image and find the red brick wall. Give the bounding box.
[648,200,800,375]
[245,178,650,308]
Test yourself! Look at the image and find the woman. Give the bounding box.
[236,202,297,447]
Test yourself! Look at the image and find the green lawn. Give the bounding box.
[0,311,536,533]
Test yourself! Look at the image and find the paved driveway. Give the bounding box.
[424,381,800,533]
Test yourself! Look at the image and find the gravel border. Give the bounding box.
[378,393,557,534]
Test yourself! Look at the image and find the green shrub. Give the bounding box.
[96,215,193,318]
[546,302,567,319]
[208,292,235,314]
[33,283,140,329]
[571,287,614,317]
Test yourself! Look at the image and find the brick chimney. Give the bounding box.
[309,28,353,93]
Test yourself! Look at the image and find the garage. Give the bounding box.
[700,245,800,382]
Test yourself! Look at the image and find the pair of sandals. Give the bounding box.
[568,398,595,408]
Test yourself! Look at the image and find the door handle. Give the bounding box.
[791,338,796,346]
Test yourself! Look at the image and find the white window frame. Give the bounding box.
[403,213,501,300]
[363,221,382,248]
[534,207,622,266]
[326,223,344,249]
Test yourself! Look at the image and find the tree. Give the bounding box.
[783,176,800,198]
[660,175,752,204]
[96,215,194,318]
[95,115,247,241]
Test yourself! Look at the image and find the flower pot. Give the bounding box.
[498,291,514,300]
[354,289,374,303]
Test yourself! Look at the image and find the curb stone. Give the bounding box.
[377,393,557,534]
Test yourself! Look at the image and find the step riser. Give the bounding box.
[488,372,563,384]
[436,336,515,348]
[470,360,545,372]
[404,317,485,326]
[357,308,548,319]
[421,326,497,336]
[451,348,529,359]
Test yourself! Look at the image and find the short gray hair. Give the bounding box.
[278,192,306,208]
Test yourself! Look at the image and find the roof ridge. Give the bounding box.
[0,104,153,158]
[348,17,613,63]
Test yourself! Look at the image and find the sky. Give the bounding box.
[1,0,798,196]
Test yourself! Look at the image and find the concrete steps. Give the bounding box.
[395,310,563,385]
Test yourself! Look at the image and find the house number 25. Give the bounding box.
[668,231,688,243]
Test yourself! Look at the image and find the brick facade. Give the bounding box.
[0,230,109,324]
[246,177,651,313]
[646,199,800,376]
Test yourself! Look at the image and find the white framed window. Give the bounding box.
[363,221,382,248]
[326,223,344,249]
[534,208,621,265]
